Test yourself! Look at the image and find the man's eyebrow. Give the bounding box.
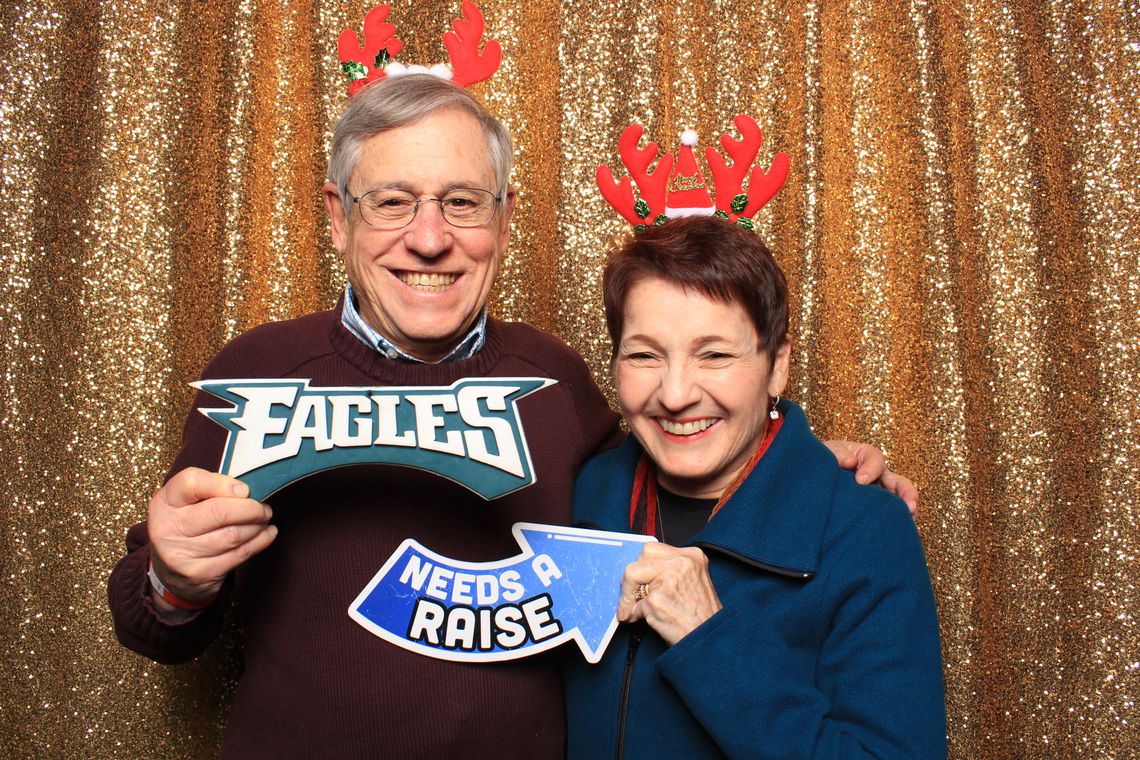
[438,181,493,193]
[358,181,415,194]
[359,180,494,196]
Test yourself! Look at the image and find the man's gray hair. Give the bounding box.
[328,74,513,206]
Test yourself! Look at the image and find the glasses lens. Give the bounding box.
[439,189,496,227]
[359,190,417,228]
[356,188,498,229]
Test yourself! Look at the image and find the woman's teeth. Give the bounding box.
[659,418,715,435]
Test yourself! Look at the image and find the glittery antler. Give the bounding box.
[596,124,675,226]
[338,5,404,96]
[705,114,789,225]
[444,1,502,87]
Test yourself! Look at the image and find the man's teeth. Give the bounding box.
[659,418,716,435]
[400,272,457,290]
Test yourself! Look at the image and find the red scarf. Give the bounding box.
[628,413,784,537]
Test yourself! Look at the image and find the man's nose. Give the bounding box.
[403,200,451,257]
[659,361,701,411]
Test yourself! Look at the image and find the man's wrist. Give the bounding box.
[147,559,217,611]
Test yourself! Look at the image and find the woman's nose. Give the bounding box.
[658,362,701,411]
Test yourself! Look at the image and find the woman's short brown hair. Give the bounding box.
[603,216,788,361]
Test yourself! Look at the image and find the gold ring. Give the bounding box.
[634,583,649,602]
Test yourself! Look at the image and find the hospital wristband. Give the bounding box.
[147,559,216,611]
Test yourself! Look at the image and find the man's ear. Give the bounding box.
[496,187,516,250]
[323,182,348,253]
[767,339,791,397]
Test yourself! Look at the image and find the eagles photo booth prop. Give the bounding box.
[193,377,652,663]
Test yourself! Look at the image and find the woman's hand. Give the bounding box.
[617,542,723,645]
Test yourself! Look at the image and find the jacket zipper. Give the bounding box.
[576,524,807,756]
[696,543,815,579]
[614,627,642,760]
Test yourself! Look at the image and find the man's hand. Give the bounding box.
[147,467,277,613]
[616,542,723,646]
[825,440,919,516]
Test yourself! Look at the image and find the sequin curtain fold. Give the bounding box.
[1,0,1136,756]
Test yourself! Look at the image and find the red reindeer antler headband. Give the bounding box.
[338,2,501,96]
[596,115,790,230]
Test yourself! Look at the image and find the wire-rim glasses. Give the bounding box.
[351,187,501,230]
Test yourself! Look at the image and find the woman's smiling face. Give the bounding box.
[614,276,790,499]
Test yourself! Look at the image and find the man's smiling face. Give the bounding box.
[324,106,513,362]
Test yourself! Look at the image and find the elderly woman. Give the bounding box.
[565,216,946,759]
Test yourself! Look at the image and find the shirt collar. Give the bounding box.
[340,283,487,363]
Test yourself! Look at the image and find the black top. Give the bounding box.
[657,485,717,545]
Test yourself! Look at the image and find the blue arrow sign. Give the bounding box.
[349,523,656,663]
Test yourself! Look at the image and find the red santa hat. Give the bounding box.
[664,129,716,218]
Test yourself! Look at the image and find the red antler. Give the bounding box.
[595,167,641,225]
[741,151,790,219]
[706,114,788,221]
[444,2,502,87]
[596,124,674,225]
[338,5,404,96]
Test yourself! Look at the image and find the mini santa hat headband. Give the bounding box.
[338,2,501,97]
[596,115,790,231]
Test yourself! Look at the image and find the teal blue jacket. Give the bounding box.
[566,400,946,759]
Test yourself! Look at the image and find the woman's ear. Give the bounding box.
[767,339,791,397]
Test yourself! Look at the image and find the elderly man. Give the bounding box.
[108,75,911,758]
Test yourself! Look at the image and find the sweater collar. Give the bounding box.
[340,283,488,363]
[329,293,509,386]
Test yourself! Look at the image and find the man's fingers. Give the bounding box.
[881,470,919,516]
[195,520,276,554]
[156,524,279,599]
[147,468,275,599]
[193,524,279,579]
[171,497,273,538]
[824,440,887,483]
[161,467,249,509]
[852,445,886,485]
[824,440,856,471]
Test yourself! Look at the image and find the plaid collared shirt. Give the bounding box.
[339,283,487,363]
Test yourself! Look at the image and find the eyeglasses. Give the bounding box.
[350,187,501,230]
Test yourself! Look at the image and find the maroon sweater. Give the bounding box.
[107,309,621,759]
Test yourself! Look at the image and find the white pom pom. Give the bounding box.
[680,128,699,146]
[406,64,431,75]
[386,61,407,77]
[429,63,454,80]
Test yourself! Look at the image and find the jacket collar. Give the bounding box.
[576,400,837,577]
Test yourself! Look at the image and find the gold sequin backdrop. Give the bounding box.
[1,0,1136,756]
